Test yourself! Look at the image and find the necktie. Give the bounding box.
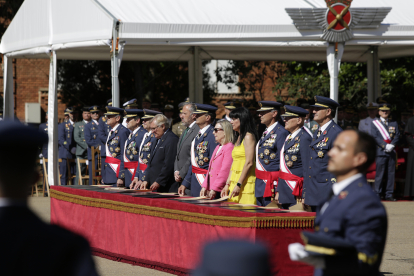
[179,127,190,147]
[384,120,388,126]
[196,132,202,139]
[317,129,322,138]
[287,134,292,144]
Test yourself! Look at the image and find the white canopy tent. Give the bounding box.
[2,0,414,186]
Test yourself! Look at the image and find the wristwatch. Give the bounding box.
[236,183,242,188]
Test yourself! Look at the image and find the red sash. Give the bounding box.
[279,171,303,197]
[105,156,121,178]
[124,161,138,181]
[255,169,279,198]
[139,163,148,172]
[192,166,208,174]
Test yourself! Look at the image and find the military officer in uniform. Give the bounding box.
[74,107,91,184]
[38,112,48,160]
[122,98,139,128]
[84,105,101,185]
[179,104,218,197]
[98,99,112,184]
[300,101,319,135]
[277,106,312,209]
[371,103,400,201]
[131,109,161,189]
[343,107,358,130]
[358,102,378,135]
[254,101,289,206]
[58,107,76,185]
[122,109,147,188]
[289,130,387,276]
[304,96,342,210]
[223,101,236,121]
[103,106,130,187]
[172,102,186,137]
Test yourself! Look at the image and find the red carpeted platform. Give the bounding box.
[50,186,315,275]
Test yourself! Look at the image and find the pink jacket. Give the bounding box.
[202,143,234,192]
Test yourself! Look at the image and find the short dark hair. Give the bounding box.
[329,108,336,118]
[354,131,376,172]
[206,111,216,123]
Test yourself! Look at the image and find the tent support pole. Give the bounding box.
[111,20,120,107]
[193,46,203,103]
[47,51,59,187]
[327,43,343,122]
[367,46,380,103]
[3,55,14,119]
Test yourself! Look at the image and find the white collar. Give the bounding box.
[266,121,278,133]
[84,120,90,124]
[225,115,231,121]
[132,126,141,135]
[199,124,211,135]
[380,117,388,123]
[289,128,302,140]
[69,119,74,125]
[93,119,99,124]
[0,198,27,208]
[189,121,196,128]
[319,120,332,132]
[111,124,120,132]
[332,173,363,195]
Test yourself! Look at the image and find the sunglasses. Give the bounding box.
[213,128,223,133]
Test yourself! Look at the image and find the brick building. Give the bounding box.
[1,56,67,123]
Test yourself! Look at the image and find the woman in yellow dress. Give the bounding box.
[221,107,258,204]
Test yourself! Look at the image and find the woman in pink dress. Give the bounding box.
[200,120,235,199]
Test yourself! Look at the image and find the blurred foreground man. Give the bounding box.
[0,121,98,276]
[289,130,387,276]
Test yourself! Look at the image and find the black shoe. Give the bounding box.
[385,197,397,201]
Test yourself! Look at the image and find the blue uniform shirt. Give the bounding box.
[255,122,289,198]
[123,126,147,187]
[84,120,100,160]
[183,125,217,197]
[278,128,312,206]
[303,120,342,206]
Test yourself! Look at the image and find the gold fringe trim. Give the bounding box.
[50,189,315,229]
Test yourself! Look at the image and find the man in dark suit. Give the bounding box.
[58,107,76,185]
[303,96,342,210]
[171,102,199,193]
[0,120,98,276]
[371,103,400,201]
[140,114,178,192]
[179,104,218,197]
[289,130,387,276]
[103,106,130,187]
[84,106,101,185]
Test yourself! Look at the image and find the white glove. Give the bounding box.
[385,144,395,152]
[288,243,326,269]
[39,153,43,158]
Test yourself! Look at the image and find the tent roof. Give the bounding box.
[1,0,414,62]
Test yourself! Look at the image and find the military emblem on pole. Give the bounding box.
[285,0,391,42]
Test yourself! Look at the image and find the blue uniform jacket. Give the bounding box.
[255,123,289,198]
[98,117,110,157]
[123,127,147,187]
[135,133,157,181]
[104,124,130,184]
[58,121,75,159]
[183,125,217,197]
[141,129,178,192]
[277,128,312,205]
[84,121,100,160]
[312,175,387,276]
[371,119,400,157]
[304,121,342,206]
[38,122,48,159]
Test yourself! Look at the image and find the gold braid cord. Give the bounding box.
[51,189,314,229]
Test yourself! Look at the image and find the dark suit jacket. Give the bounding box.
[0,206,98,276]
[143,129,178,192]
[313,175,387,276]
[174,122,200,178]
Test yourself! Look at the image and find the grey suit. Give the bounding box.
[74,120,88,184]
[170,122,200,192]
